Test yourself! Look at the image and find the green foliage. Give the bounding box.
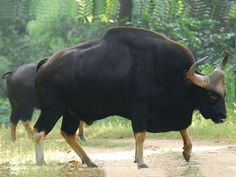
[78,0,94,22]
[133,0,235,59]
[98,0,119,23]
[229,1,236,19]
[0,0,235,124]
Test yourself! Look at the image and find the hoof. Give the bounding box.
[88,162,98,168]
[183,151,191,162]
[138,163,149,169]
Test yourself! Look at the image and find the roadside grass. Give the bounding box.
[1,110,236,145]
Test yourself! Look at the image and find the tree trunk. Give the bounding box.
[118,0,132,25]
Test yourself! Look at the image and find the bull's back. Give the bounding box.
[7,63,38,107]
[37,39,133,119]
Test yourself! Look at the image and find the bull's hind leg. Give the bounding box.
[77,121,86,141]
[134,137,138,163]
[130,98,149,169]
[9,110,20,142]
[21,107,34,139]
[10,123,17,142]
[180,129,192,161]
[61,110,96,167]
[22,120,33,139]
[130,109,148,168]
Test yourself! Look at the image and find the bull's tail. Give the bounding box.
[2,71,14,79]
[2,71,14,97]
[36,58,48,72]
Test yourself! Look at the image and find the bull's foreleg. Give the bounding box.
[77,121,86,141]
[61,131,97,167]
[33,130,46,165]
[33,106,63,165]
[62,110,96,167]
[134,132,148,169]
[180,129,192,161]
[22,120,33,139]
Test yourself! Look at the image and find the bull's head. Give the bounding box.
[186,51,229,123]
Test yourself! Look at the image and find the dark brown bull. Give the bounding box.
[33,27,228,168]
[3,62,85,142]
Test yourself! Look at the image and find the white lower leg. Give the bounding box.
[33,131,46,165]
[136,140,144,166]
[134,132,148,168]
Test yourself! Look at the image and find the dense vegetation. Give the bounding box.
[0,0,235,125]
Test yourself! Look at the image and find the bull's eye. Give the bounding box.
[208,91,220,102]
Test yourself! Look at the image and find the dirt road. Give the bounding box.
[59,139,236,177]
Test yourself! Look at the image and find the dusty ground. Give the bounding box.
[57,139,236,177]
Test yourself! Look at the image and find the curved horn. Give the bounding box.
[187,56,208,75]
[186,56,210,88]
[215,51,229,71]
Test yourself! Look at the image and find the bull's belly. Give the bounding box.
[69,100,192,133]
[146,116,192,133]
[69,105,129,124]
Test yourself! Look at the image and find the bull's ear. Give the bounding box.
[2,71,14,79]
[215,51,229,71]
[36,58,48,72]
